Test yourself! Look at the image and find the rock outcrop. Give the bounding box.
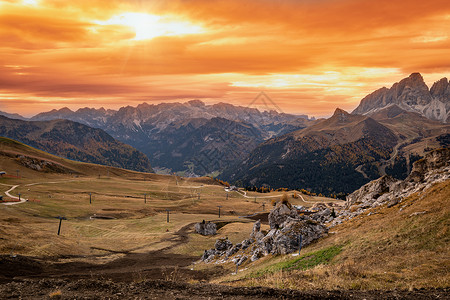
[201,202,328,265]
[346,175,400,209]
[194,221,217,236]
[268,202,298,229]
[344,148,450,218]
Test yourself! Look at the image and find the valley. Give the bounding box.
[0,137,340,286]
[0,138,448,299]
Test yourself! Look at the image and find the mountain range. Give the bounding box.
[0,72,448,193]
[221,73,449,195]
[17,100,312,175]
[0,116,153,172]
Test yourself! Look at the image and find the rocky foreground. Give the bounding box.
[201,148,450,268]
[201,201,329,266]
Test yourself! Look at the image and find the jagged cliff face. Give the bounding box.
[352,73,450,123]
[346,148,450,212]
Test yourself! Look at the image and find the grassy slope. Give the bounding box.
[0,136,336,260]
[216,180,450,290]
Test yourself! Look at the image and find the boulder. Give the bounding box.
[346,175,400,209]
[236,255,248,266]
[268,202,298,229]
[270,218,327,255]
[194,221,217,236]
[250,248,263,262]
[214,238,232,251]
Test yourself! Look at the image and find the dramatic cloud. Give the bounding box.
[0,0,449,117]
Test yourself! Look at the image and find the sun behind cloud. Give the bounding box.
[95,12,205,41]
[0,0,449,117]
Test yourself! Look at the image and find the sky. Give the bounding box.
[0,0,449,118]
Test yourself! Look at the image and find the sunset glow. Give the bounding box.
[0,0,449,117]
[94,13,204,41]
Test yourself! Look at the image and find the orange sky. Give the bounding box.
[0,0,449,118]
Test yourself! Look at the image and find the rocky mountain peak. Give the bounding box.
[58,107,73,114]
[333,107,349,116]
[352,73,449,123]
[187,100,205,107]
[406,72,425,84]
[332,108,350,122]
[430,77,449,98]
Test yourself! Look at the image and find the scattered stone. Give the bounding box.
[250,248,263,262]
[387,198,400,208]
[409,211,427,217]
[202,212,328,264]
[201,249,216,263]
[250,220,261,238]
[225,243,242,258]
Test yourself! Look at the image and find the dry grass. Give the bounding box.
[217,180,450,290]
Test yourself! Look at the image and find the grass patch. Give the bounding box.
[248,245,343,278]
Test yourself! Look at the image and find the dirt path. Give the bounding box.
[2,185,26,205]
[235,190,284,199]
[0,278,447,299]
[355,164,369,179]
[378,134,420,176]
[1,179,83,205]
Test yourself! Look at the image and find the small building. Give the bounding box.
[0,171,5,177]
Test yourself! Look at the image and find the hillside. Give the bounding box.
[0,137,159,180]
[29,100,311,175]
[352,73,449,123]
[222,109,397,195]
[214,149,450,291]
[0,116,153,172]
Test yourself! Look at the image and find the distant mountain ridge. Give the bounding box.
[0,115,153,172]
[0,110,27,121]
[222,108,398,195]
[28,100,311,175]
[352,73,449,123]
